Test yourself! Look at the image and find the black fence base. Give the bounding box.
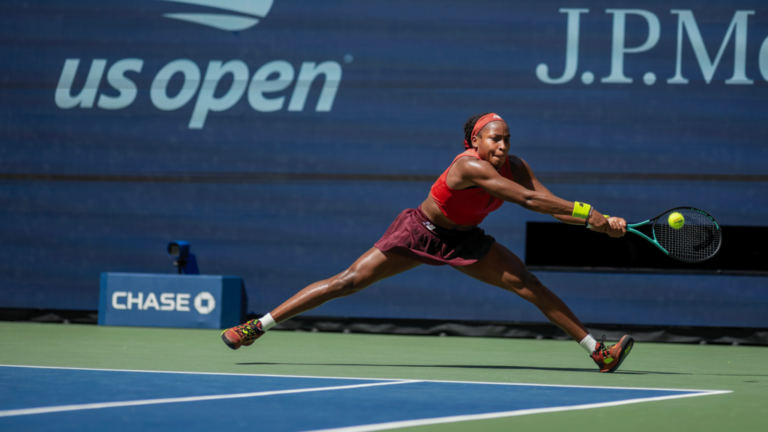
[2,309,766,346]
[268,316,768,347]
[0,308,98,324]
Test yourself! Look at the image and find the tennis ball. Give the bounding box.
[668,212,685,229]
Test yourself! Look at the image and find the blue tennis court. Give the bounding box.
[0,365,728,432]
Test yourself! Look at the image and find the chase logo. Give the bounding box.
[160,0,274,31]
[194,292,216,315]
[111,291,216,315]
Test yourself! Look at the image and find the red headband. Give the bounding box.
[464,113,506,149]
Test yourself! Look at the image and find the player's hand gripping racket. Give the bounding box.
[612,207,722,263]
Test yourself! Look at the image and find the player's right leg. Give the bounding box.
[221,247,421,350]
[454,242,634,373]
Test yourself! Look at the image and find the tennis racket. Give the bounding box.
[595,207,722,263]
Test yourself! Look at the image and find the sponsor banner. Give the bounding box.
[2,1,767,326]
[98,273,247,329]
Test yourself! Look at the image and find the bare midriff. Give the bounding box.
[419,194,479,231]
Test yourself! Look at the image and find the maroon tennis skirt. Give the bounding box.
[374,207,496,266]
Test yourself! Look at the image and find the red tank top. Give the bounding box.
[430,149,514,225]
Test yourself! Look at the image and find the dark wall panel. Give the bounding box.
[2,0,767,327]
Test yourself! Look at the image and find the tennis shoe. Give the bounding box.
[591,335,634,373]
[221,319,264,350]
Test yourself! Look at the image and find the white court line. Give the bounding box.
[0,365,732,429]
[305,391,733,432]
[0,364,730,393]
[0,380,418,418]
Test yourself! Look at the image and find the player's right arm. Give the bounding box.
[512,157,626,237]
[454,157,611,231]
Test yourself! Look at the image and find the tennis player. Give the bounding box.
[222,112,634,373]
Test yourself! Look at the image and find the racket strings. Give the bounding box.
[654,209,721,262]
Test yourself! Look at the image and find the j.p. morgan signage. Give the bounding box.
[537,9,767,86]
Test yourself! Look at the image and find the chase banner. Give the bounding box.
[2,1,767,327]
[98,273,247,328]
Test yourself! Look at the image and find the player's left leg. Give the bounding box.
[454,242,634,372]
[221,247,421,350]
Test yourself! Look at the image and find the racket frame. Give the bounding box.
[625,206,722,263]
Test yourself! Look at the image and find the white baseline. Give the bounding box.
[0,364,729,393]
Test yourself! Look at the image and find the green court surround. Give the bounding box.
[1,322,765,431]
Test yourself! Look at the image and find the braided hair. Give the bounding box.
[463,112,492,149]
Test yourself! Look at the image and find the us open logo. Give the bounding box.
[54,0,343,129]
[160,0,275,31]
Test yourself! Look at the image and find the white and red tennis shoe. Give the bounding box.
[221,319,265,350]
[591,335,634,373]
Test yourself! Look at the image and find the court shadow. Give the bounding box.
[234,362,649,374]
[236,363,768,377]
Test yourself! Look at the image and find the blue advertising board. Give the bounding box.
[1,1,767,327]
[98,273,247,329]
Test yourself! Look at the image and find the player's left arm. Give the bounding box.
[513,157,627,237]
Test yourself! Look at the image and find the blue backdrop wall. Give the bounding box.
[2,0,767,327]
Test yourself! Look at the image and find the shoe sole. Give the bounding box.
[220,330,239,350]
[604,336,634,373]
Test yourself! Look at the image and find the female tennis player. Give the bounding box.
[222,112,634,373]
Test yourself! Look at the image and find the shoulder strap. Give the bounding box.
[453,148,481,163]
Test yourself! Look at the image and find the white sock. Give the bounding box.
[259,313,277,331]
[579,334,597,354]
